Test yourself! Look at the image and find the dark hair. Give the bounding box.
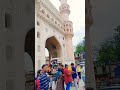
[42,64,48,69]
[37,69,41,77]
[37,70,40,74]
[60,64,64,67]
[86,87,94,90]
[71,63,74,66]
[65,64,68,68]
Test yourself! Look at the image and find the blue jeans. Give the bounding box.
[66,82,72,90]
[82,77,85,83]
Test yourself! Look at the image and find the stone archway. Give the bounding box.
[45,36,62,64]
[24,28,35,68]
[24,28,35,90]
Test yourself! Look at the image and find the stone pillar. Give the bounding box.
[39,41,46,69]
[85,0,96,89]
[14,36,25,90]
[66,36,74,61]
[85,27,96,89]
[35,0,41,72]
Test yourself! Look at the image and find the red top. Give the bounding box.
[64,68,73,84]
[36,79,40,90]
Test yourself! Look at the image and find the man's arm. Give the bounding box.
[72,67,76,73]
[65,69,71,76]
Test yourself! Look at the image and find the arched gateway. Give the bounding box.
[45,36,62,64]
[24,28,35,90]
[35,0,75,72]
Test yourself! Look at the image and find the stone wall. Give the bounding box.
[25,71,34,90]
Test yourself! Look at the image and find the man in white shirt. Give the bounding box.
[81,66,85,83]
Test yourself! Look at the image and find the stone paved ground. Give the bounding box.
[71,79,85,90]
[52,79,85,90]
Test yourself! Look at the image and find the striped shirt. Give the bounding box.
[40,72,50,90]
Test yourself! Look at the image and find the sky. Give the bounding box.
[90,0,120,48]
[49,0,85,47]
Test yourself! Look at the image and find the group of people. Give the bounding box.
[35,63,85,90]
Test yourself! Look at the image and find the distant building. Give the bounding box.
[74,52,85,64]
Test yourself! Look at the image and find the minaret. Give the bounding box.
[59,0,70,21]
[59,0,75,63]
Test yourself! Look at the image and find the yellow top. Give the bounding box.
[76,66,82,72]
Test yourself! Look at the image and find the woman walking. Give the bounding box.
[55,68,64,90]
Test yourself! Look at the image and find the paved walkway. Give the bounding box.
[71,79,85,90]
[52,79,85,90]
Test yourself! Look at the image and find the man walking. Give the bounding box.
[81,65,85,83]
[40,64,50,90]
[71,63,78,90]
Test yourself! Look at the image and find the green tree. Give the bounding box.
[96,25,120,67]
[97,41,116,65]
[113,25,120,62]
[75,39,85,54]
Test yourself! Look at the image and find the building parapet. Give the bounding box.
[41,0,64,25]
[37,11,65,35]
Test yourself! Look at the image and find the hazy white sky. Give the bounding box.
[49,0,85,47]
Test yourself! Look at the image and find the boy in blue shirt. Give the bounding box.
[71,63,78,90]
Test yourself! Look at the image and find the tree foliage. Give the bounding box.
[75,39,85,54]
[97,25,120,65]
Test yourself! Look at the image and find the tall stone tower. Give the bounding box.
[59,0,75,63]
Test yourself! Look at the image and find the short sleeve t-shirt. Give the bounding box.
[72,67,77,79]
[64,68,73,84]
[76,66,82,72]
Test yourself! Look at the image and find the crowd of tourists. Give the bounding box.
[35,63,85,90]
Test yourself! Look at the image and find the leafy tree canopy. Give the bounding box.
[97,25,120,66]
[75,38,85,54]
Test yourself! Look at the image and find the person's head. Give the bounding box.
[65,64,68,69]
[42,64,48,73]
[77,64,80,66]
[37,69,41,78]
[60,64,64,69]
[71,63,75,67]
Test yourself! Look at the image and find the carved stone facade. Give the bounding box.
[35,0,75,72]
[0,0,34,90]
